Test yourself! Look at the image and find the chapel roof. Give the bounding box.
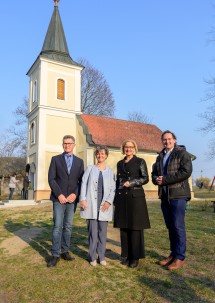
[78,114,163,153]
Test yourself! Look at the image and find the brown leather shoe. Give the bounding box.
[167,259,185,270]
[159,256,175,266]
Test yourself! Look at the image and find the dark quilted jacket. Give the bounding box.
[152,145,192,200]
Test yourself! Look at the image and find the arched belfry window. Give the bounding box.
[30,121,36,145]
[32,80,38,103]
[57,79,65,100]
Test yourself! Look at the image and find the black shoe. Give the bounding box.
[61,252,75,261]
[47,256,60,267]
[129,259,139,268]
[121,257,129,266]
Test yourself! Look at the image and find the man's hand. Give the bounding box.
[101,201,111,212]
[58,194,68,204]
[156,176,163,185]
[67,193,77,203]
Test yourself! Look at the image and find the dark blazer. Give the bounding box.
[48,153,84,202]
[114,156,151,230]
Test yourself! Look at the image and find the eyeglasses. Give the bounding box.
[63,143,75,146]
[124,146,134,149]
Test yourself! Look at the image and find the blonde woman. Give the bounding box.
[80,146,115,266]
[114,139,150,268]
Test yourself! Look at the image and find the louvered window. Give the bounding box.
[33,80,38,102]
[57,79,65,100]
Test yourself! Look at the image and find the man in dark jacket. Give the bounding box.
[22,172,30,200]
[47,135,84,267]
[152,130,192,270]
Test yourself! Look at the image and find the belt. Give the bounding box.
[117,186,142,190]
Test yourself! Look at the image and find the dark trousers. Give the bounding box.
[120,228,145,260]
[161,193,186,260]
[22,188,28,200]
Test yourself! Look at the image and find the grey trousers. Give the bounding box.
[87,219,108,262]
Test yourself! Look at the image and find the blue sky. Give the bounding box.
[1,0,215,181]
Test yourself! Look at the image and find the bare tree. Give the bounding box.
[199,79,215,135]
[6,97,28,157]
[0,135,18,157]
[199,16,215,157]
[0,157,26,177]
[127,111,152,124]
[78,58,115,116]
[197,5,215,158]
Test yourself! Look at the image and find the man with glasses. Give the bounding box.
[152,130,192,270]
[47,135,84,267]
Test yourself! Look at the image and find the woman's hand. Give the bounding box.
[123,181,130,187]
[101,201,111,212]
[80,200,87,210]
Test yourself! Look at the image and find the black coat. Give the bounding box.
[151,145,192,200]
[114,156,151,230]
[48,153,84,202]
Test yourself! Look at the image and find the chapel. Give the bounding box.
[26,1,191,201]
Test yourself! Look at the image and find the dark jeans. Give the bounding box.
[120,228,145,260]
[51,202,76,257]
[22,188,28,200]
[9,188,15,200]
[161,194,186,260]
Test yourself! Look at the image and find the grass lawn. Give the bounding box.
[0,200,214,303]
[193,188,215,200]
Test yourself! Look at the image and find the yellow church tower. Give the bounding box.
[26,0,83,200]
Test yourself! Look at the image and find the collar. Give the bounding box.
[64,153,73,158]
[164,148,174,155]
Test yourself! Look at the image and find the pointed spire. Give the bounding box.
[39,1,79,66]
